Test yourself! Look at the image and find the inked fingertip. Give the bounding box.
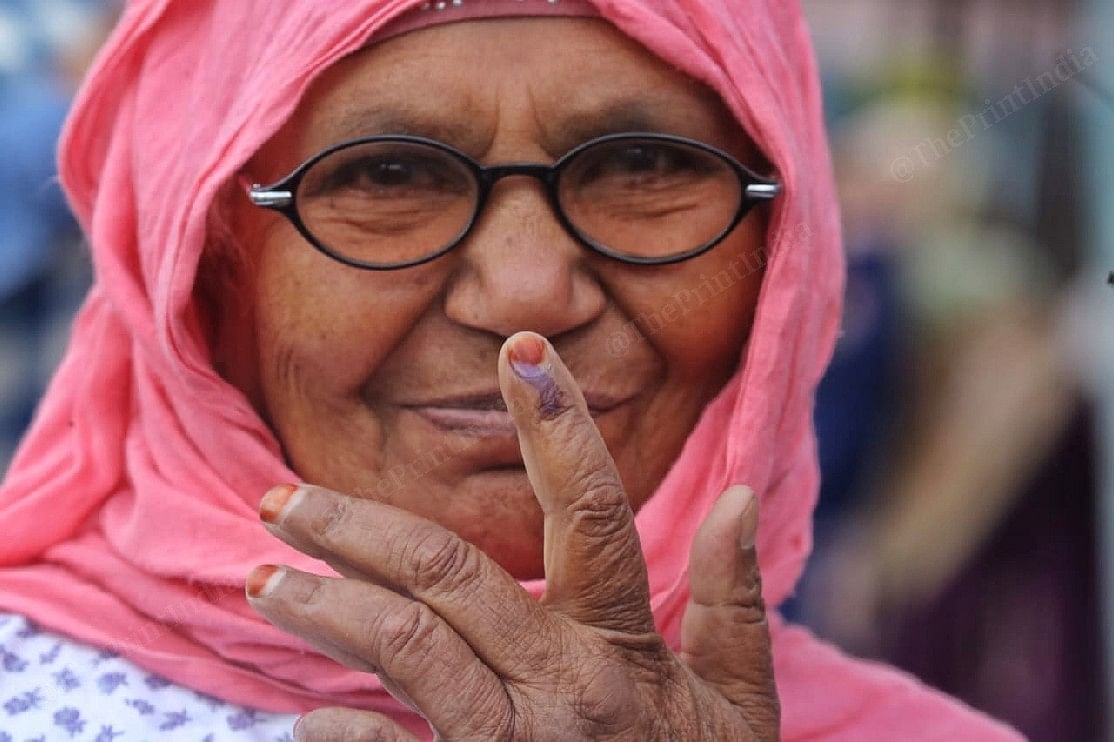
[507,332,547,367]
[503,333,567,419]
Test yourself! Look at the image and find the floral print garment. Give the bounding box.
[0,613,300,741]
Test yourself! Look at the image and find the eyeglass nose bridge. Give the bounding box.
[468,162,569,233]
[465,161,601,263]
[475,162,560,195]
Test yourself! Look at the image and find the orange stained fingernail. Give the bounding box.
[259,484,299,524]
[245,564,284,598]
[508,332,546,367]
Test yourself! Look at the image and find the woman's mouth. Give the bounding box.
[403,391,628,437]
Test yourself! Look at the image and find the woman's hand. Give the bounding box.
[245,332,780,741]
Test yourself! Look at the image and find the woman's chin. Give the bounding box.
[446,481,546,580]
[369,454,547,580]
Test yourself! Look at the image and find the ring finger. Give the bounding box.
[246,565,512,738]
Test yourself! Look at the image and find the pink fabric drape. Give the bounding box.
[0,1,1021,738]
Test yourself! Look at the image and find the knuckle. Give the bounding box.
[720,600,768,640]
[316,494,357,548]
[733,603,767,628]
[406,528,485,596]
[571,662,640,738]
[699,567,765,624]
[564,469,630,538]
[734,571,767,624]
[292,575,330,614]
[374,601,441,668]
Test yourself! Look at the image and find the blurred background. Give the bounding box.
[0,1,1109,740]
[0,0,114,469]
[793,1,1112,740]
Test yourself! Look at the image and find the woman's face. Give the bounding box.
[215,17,767,579]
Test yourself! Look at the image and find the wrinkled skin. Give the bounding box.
[214,17,767,581]
[222,16,780,742]
[248,333,779,740]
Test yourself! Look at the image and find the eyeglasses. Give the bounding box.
[246,132,782,270]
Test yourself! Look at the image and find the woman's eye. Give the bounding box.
[309,152,468,198]
[337,156,443,189]
[363,160,414,185]
[608,145,677,174]
[577,143,711,186]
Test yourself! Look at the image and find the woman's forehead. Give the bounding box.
[287,17,741,158]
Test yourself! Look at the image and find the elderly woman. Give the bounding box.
[0,0,1022,739]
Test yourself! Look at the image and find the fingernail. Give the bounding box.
[245,564,285,599]
[293,715,304,740]
[508,333,546,377]
[259,484,300,525]
[738,488,759,550]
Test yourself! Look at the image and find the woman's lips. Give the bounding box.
[403,391,628,438]
[410,406,520,437]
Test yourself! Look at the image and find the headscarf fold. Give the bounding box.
[0,1,1020,738]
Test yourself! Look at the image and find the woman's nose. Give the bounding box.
[443,181,607,339]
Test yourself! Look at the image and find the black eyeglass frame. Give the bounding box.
[246,131,783,270]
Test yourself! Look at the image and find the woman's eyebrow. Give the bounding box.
[322,98,709,156]
[542,99,696,154]
[325,105,490,151]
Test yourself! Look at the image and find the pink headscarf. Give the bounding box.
[0,0,1020,738]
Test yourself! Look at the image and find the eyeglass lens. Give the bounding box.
[299,140,478,267]
[295,138,743,266]
[559,139,742,259]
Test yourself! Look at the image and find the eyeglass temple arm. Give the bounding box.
[239,174,294,209]
[745,182,782,200]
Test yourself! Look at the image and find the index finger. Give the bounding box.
[498,331,654,635]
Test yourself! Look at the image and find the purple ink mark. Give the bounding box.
[510,360,566,419]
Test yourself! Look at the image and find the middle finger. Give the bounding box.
[258,484,558,680]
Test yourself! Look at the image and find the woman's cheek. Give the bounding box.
[604,254,763,381]
[252,243,428,393]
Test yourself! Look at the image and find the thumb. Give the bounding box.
[679,486,779,719]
